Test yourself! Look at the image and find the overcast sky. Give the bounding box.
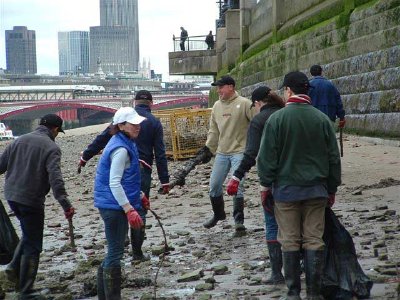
[0,0,219,80]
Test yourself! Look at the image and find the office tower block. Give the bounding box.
[90,0,139,74]
[5,26,37,74]
[58,31,90,75]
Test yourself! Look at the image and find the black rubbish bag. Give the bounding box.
[322,208,373,300]
[0,200,19,265]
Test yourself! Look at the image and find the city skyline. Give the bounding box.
[0,0,219,81]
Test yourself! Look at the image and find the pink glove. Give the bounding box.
[226,176,240,195]
[260,187,274,215]
[126,209,143,229]
[328,194,335,207]
[338,119,346,128]
[141,192,150,210]
[64,207,75,220]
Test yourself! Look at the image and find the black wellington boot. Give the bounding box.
[304,250,325,300]
[282,251,302,300]
[5,240,23,289]
[131,228,150,262]
[103,267,122,300]
[265,242,285,285]
[203,196,226,229]
[233,196,245,231]
[19,255,45,300]
[97,265,105,300]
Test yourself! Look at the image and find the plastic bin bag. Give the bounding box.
[0,200,19,265]
[322,208,373,299]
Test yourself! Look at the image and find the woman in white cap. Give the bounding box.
[93,107,147,299]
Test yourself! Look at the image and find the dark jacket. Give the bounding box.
[309,76,345,122]
[82,104,170,184]
[233,104,282,180]
[257,102,341,195]
[0,126,70,210]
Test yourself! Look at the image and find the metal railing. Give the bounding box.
[172,34,216,52]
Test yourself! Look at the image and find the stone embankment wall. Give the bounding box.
[227,0,400,137]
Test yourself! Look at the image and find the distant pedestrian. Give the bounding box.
[180,27,188,51]
[257,71,341,299]
[201,75,256,233]
[0,114,75,299]
[226,86,285,284]
[205,31,215,50]
[94,107,147,299]
[309,64,346,128]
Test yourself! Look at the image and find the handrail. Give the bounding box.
[172,34,216,52]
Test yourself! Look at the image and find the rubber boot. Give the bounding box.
[233,196,245,231]
[103,267,122,300]
[304,250,325,300]
[131,228,150,262]
[19,255,45,300]
[282,251,302,300]
[97,266,105,300]
[265,242,285,285]
[5,240,23,289]
[203,196,226,229]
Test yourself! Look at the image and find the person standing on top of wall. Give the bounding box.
[309,64,346,129]
[180,27,188,51]
[205,31,215,50]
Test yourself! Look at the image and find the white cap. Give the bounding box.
[112,107,146,125]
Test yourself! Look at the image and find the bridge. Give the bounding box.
[0,92,208,120]
[0,90,208,135]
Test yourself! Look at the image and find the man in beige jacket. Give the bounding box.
[202,75,255,232]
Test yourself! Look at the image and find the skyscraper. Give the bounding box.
[90,0,139,74]
[58,31,90,75]
[5,26,37,74]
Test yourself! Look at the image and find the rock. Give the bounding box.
[177,268,204,282]
[196,294,212,300]
[195,282,214,291]
[212,265,228,275]
[204,276,216,284]
[352,189,363,195]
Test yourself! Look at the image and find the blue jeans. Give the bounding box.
[209,153,245,198]
[8,201,44,257]
[99,208,147,267]
[264,209,279,242]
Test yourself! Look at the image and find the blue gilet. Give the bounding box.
[94,132,141,210]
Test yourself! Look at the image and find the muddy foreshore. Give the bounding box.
[0,125,399,300]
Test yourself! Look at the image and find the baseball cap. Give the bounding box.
[211,75,235,87]
[39,114,65,133]
[112,107,146,125]
[251,86,271,102]
[279,71,310,89]
[135,90,153,101]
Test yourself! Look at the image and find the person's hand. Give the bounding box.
[260,186,274,215]
[226,176,240,195]
[141,192,150,210]
[328,194,335,207]
[64,207,75,220]
[126,209,143,229]
[338,119,346,128]
[77,157,86,174]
